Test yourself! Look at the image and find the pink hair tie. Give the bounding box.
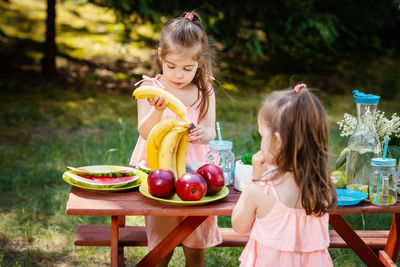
[294,83,306,94]
[185,12,194,21]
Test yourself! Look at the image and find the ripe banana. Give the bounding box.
[176,131,189,179]
[132,85,190,123]
[158,127,187,179]
[146,129,159,171]
[146,118,188,171]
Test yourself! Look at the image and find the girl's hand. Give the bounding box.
[251,151,269,180]
[147,96,168,111]
[188,125,211,144]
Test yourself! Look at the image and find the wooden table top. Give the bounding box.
[66,186,400,217]
[66,185,241,216]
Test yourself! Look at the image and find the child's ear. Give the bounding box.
[274,132,283,150]
[157,48,162,61]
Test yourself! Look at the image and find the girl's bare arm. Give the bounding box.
[188,91,216,144]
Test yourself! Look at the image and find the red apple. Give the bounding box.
[147,169,175,199]
[196,164,224,195]
[176,172,207,201]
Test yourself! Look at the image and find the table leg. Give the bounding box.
[385,213,400,262]
[329,214,384,267]
[111,216,124,267]
[136,216,208,267]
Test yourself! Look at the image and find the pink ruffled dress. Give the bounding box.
[130,74,222,250]
[239,181,333,267]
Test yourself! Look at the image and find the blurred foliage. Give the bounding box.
[89,0,400,68]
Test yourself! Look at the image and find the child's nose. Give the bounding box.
[176,71,184,79]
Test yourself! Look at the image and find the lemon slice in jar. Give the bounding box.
[346,184,368,194]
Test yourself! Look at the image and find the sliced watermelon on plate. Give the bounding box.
[137,160,152,174]
[66,165,135,177]
[62,171,139,190]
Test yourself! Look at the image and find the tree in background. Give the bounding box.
[42,0,56,76]
[96,0,400,68]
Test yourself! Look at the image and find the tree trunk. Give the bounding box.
[42,0,56,76]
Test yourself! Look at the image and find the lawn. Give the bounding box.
[1,0,400,266]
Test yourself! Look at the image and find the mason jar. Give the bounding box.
[369,158,398,206]
[206,140,235,185]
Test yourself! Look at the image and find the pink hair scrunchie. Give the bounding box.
[185,12,194,21]
[294,83,306,94]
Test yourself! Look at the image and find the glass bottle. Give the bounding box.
[369,158,397,205]
[345,90,381,193]
[206,140,235,185]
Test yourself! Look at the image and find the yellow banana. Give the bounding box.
[146,118,189,171]
[158,127,187,179]
[146,131,159,171]
[132,86,190,123]
[176,131,189,179]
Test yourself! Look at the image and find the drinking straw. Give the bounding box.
[383,136,389,159]
[374,136,389,205]
[216,121,222,142]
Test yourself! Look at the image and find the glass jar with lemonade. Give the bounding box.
[369,158,398,206]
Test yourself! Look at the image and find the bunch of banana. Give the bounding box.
[132,85,190,123]
[146,118,189,179]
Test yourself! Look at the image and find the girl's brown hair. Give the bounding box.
[157,11,216,120]
[259,87,337,215]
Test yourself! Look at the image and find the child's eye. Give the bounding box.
[184,68,193,72]
[167,65,175,69]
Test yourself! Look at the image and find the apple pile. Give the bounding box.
[147,163,225,201]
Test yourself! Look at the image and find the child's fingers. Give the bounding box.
[154,96,165,106]
[160,101,168,109]
[147,97,157,105]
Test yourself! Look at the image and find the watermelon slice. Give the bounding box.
[66,165,135,177]
[63,171,139,190]
[137,160,152,174]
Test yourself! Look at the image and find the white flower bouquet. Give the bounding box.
[336,110,400,169]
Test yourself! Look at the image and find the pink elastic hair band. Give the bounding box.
[185,12,194,21]
[294,83,306,94]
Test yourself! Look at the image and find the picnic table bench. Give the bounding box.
[66,185,400,267]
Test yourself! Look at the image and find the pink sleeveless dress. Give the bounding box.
[239,181,333,267]
[130,74,222,250]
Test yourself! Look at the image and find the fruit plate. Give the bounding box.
[66,165,135,177]
[139,182,229,206]
[336,188,368,206]
[62,168,146,192]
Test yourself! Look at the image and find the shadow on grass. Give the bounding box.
[0,236,71,266]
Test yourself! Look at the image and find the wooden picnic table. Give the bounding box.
[66,185,400,266]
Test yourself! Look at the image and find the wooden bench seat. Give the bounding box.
[74,225,388,249]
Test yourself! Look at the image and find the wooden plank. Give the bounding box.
[67,186,400,217]
[74,225,388,249]
[74,225,148,246]
[66,186,240,217]
[110,216,122,267]
[136,216,208,267]
[385,213,400,262]
[118,216,125,228]
[329,215,384,267]
[329,230,388,249]
[379,251,397,267]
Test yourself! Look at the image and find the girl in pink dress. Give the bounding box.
[232,84,337,267]
[130,11,221,267]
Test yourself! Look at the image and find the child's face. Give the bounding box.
[159,49,198,90]
[258,115,280,165]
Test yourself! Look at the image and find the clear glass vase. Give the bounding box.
[345,90,381,193]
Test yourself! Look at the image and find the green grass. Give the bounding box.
[1,85,399,266]
[1,0,400,266]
